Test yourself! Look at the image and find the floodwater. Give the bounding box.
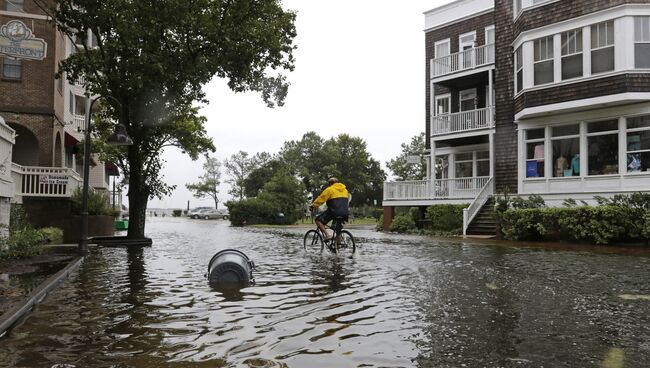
[1,217,649,368]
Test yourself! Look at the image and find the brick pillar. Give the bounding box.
[382,206,394,231]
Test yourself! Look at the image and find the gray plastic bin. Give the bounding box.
[207,249,255,286]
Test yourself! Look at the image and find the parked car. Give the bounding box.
[188,207,212,219]
[194,208,229,220]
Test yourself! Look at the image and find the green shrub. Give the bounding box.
[71,187,115,216]
[426,204,466,234]
[389,215,416,233]
[172,209,183,217]
[0,227,46,259]
[38,227,63,244]
[375,214,384,231]
[643,212,650,240]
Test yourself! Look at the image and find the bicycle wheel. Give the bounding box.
[335,230,356,255]
[303,229,324,252]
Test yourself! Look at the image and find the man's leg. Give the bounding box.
[316,219,330,240]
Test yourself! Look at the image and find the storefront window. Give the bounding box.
[552,124,580,177]
[587,120,619,175]
[626,115,650,173]
[525,128,545,178]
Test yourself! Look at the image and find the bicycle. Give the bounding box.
[303,216,356,255]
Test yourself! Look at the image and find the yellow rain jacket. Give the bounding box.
[311,183,350,216]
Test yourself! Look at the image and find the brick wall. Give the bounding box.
[425,12,495,148]
[515,74,650,112]
[6,115,61,165]
[514,0,650,35]
[494,0,518,193]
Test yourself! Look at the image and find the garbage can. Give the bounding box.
[207,249,255,286]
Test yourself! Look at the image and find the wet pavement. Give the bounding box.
[0,217,649,367]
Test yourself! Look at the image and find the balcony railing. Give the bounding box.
[383,177,492,201]
[71,114,85,133]
[432,106,495,136]
[431,43,495,78]
[11,164,82,198]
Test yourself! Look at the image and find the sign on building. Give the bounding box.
[39,175,69,185]
[0,20,47,60]
[406,155,422,164]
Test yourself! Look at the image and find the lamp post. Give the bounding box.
[79,95,132,255]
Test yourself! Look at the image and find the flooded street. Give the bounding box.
[1,217,650,367]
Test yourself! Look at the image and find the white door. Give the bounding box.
[459,32,476,69]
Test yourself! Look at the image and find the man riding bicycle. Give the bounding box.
[310,177,350,241]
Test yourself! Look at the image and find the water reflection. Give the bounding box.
[0,218,649,367]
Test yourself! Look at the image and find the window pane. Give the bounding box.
[534,60,554,85]
[553,138,580,177]
[552,124,579,137]
[456,152,472,161]
[627,115,650,130]
[436,98,450,115]
[527,128,545,140]
[635,17,644,42]
[592,47,615,73]
[627,151,650,173]
[516,70,523,93]
[476,151,489,160]
[588,119,618,133]
[526,143,545,177]
[6,0,24,11]
[455,162,473,178]
[635,44,650,68]
[562,54,583,80]
[477,160,490,177]
[627,130,650,151]
[588,134,618,175]
[2,58,21,79]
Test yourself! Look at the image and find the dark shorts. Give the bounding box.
[315,209,348,225]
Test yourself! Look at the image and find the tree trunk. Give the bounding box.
[127,145,149,239]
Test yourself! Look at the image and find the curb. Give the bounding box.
[0,255,85,338]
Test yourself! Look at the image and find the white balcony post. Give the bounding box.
[489,132,495,178]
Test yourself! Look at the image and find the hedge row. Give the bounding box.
[379,204,467,235]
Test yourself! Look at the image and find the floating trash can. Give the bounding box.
[207,249,255,286]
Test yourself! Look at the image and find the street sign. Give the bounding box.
[0,20,47,60]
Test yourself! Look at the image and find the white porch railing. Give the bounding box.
[462,177,494,236]
[11,164,82,198]
[71,114,85,133]
[109,190,123,209]
[431,43,495,78]
[384,177,491,201]
[432,106,495,136]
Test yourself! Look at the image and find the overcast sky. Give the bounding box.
[147,1,453,210]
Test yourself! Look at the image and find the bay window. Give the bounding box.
[587,120,619,175]
[515,46,523,93]
[551,124,580,177]
[561,29,583,80]
[591,21,615,74]
[534,36,554,85]
[634,17,650,69]
[626,115,650,173]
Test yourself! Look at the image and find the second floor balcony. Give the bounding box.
[432,106,495,136]
[431,43,494,79]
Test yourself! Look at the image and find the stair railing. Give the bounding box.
[462,177,494,236]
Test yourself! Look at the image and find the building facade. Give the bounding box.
[383,0,650,233]
[0,0,118,228]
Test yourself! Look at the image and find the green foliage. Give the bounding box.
[562,198,577,207]
[375,214,384,231]
[426,204,466,234]
[71,187,115,216]
[186,155,222,208]
[497,194,650,245]
[386,132,426,181]
[510,194,546,209]
[0,206,53,258]
[38,227,64,244]
[37,0,297,237]
[389,215,416,233]
[9,204,30,231]
[224,151,270,200]
[172,209,183,217]
[243,158,287,198]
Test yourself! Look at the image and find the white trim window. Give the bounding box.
[459,88,477,112]
[551,124,580,177]
[561,29,583,80]
[587,119,619,176]
[435,94,451,116]
[476,151,490,177]
[634,17,650,69]
[455,152,474,178]
[626,115,650,173]
[525,128,545,178]
[533,36,554,85]
[591,21,615,74]
[433,39,451,75]
[1,57,21,80]
[515,46,523,93]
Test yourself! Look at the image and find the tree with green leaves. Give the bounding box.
[36,0,296,238]
[243,158,289,198]
[386,132,427,181]
[185,156,222,209]
[224,151,270,200]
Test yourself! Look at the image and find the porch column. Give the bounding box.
[431,139,436,181]
[382,206,394,232]
[489,132,495,178]
[488,69,493,112]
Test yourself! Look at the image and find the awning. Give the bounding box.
[64,132,80,147]
[105,161,119,176]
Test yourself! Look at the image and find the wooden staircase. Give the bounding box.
[465,197,496,236]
